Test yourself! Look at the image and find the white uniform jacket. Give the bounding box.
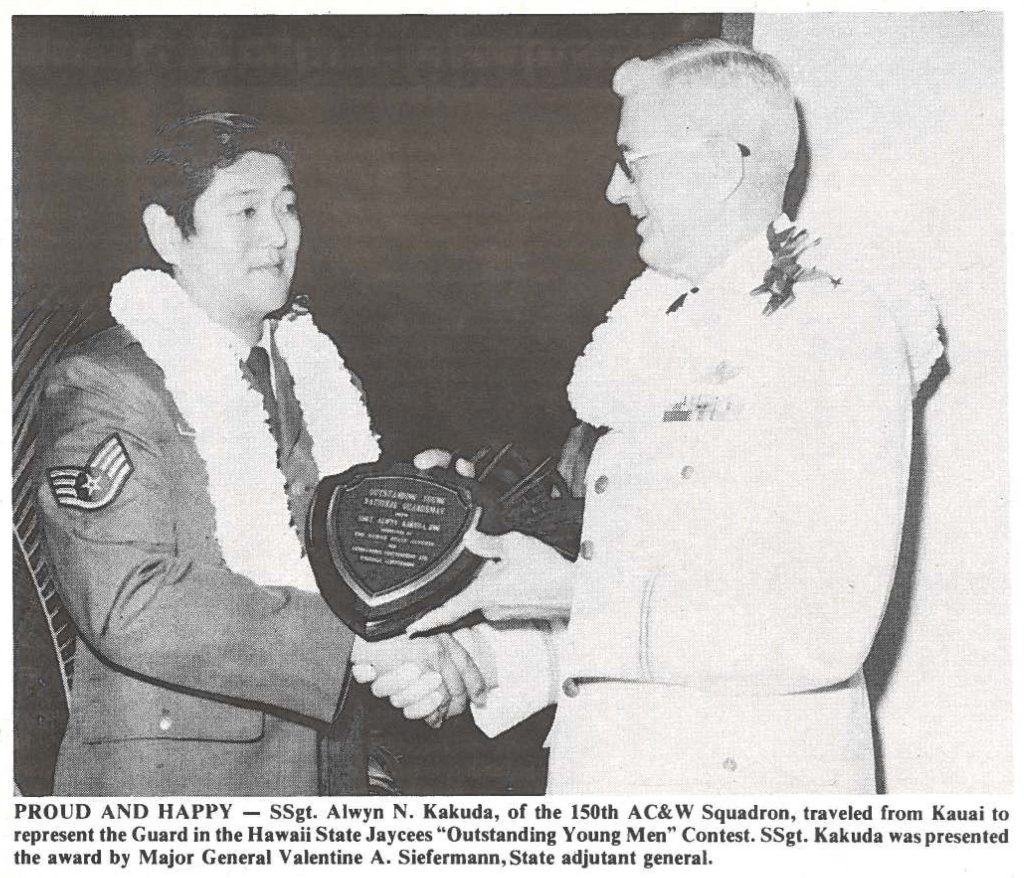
[473,228,937,794]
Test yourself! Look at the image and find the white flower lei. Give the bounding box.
[568,219,944,430]
[110,269,381,592]
[567,269,694,430]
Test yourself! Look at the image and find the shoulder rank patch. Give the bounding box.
[48,434,134,510]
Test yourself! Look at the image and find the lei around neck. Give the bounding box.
[110,269,380,591]
[568,218,943,430]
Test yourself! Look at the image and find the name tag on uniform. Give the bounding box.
[663,393,741,423]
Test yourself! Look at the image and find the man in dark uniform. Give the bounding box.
[36,113,482,795]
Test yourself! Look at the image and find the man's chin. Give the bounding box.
[637,240,671,275]
[638,240,695,282]
[248,282,292,316]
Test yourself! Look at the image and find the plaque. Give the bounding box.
[470,443,583,561]
[306,462,485,641]
[306,446,584,640]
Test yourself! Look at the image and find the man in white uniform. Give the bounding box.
[369,40,942,794]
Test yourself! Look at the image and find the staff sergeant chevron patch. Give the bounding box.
[48,434,134,510]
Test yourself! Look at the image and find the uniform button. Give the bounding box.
[579,540,594,560]
[562,678,580,698]
[158,714,173,732]
[681,465,695,480]
[722,757,737,772]
[593,475,609,494]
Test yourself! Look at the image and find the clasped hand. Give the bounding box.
[350,632,488,728]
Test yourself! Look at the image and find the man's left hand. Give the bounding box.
[405,529,575,634]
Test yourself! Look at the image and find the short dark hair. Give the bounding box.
[141,112,294,236]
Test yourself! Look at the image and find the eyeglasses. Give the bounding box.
[616,140,751,184]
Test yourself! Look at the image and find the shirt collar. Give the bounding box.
[230,320,278,399]
[698,225,774,303]
[225,319,273,361]
[646,217,781,311]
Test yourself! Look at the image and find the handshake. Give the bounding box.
[345,449,576,728]
[347,449,490,729]
[350,628,494,728]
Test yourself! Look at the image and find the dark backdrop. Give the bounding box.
[13,14,724,794]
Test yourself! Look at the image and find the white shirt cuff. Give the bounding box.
[455,619,565,738]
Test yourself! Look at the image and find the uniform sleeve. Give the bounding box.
[456,620,566,738]
[643,293,914,694]
[557,422,605,498]
[36,354,355,727]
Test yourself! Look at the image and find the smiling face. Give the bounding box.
[172,151,301,334]
[606,84,749,283]
[605,56,801,286]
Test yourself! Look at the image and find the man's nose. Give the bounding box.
[260,210,288,248]
[606,164,631,205]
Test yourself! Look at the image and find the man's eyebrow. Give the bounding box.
[223,183,296,198]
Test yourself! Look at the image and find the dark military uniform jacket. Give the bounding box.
[37,325,365,796]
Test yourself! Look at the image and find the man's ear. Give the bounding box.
[142,204,185,266]
[713,140,750,203]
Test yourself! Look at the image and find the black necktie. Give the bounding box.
[245,346,282,452]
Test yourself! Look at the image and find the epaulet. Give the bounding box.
[66,324,135,358]
[51,324,168,402]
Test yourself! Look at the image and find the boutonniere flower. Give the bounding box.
[751,219,841,316]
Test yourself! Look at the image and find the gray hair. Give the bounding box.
[613,39,798,179]
[613,38,792,100]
